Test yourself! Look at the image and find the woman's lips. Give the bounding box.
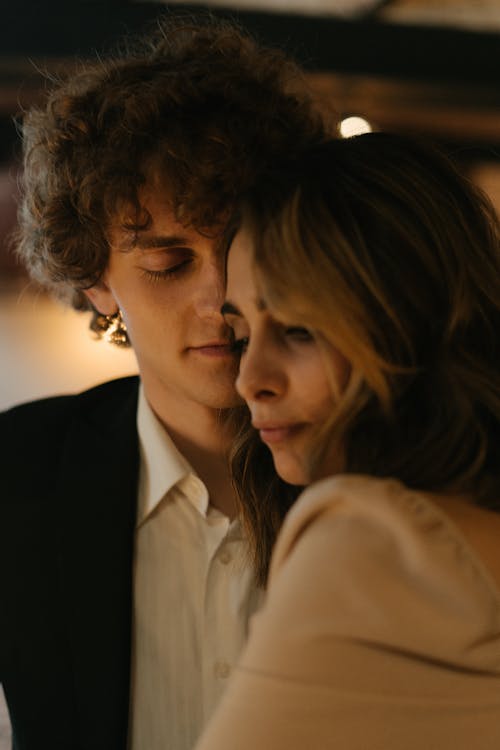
[254,423,305,445]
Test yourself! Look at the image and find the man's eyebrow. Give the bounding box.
[117,234,192,252]
[221,301,241,316]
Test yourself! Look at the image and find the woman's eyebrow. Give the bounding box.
[221,301,241,316]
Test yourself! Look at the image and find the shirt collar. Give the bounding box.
[136,384,209,524]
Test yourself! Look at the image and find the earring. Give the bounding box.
[90,308,130,347]
[105,309,129,347]
[92,310,129,347]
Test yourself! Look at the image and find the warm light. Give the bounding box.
[0,291,138,410]
[339,116,373,138]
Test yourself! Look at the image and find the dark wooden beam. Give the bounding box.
[2,2,499,85]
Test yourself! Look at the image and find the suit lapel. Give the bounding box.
[56,377,139,749]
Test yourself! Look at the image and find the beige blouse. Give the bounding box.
[195,475,500,750]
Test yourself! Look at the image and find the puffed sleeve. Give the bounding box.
[195,476,500,750]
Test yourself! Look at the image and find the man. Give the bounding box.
[0,13,324,750]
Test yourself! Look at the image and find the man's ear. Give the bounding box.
[83,281,118,316]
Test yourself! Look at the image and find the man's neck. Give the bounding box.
[142,383,238,520]
[166,426,237,520]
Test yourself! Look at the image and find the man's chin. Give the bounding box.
[188,376,242,410]
[208,392,244,410]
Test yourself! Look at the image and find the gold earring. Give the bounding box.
[90,308,130,347]
[105,309,129,347]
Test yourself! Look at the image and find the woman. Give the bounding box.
[196,134,500,749]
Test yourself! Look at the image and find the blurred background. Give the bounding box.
[0,0,499,744]
[1,0,499,413]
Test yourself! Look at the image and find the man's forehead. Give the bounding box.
[108,183,228,252]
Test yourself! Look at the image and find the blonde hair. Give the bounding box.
[240,133,500,509]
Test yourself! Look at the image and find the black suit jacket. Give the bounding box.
[0,376,140,750]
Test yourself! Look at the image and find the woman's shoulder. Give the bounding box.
[270,475,447,571]
[267,474,500,672]
[272,474,500,594]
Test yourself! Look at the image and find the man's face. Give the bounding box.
[85,182,241,416]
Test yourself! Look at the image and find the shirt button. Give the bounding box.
[219,550,232,565]
[214,661,231,679]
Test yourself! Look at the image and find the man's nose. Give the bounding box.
[194,259,226,315]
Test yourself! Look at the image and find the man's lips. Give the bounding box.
[188,341,234,357]
[252,422,305,445]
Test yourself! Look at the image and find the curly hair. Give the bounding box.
[17,12,325,318]
[239,133,500,513]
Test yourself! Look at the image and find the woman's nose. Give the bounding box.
[236,342,285,404]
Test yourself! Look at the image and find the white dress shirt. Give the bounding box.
[128,386,263,750]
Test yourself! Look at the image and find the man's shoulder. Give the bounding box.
[0,375,140,523]
[0,375,140,449]
[1,375,139,422]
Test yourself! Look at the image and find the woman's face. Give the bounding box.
[223,230,350,485]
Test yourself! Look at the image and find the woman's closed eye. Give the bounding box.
[231,326,313,356]
[285,326,314,342]
[231,336,249,354]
